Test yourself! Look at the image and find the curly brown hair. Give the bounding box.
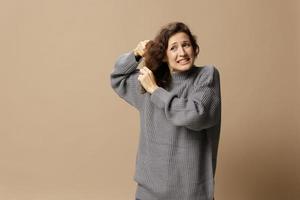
[143,22,200,92]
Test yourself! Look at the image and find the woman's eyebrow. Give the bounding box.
[182,40,190,43]
[170,40,190,46]
[170,42,178,46]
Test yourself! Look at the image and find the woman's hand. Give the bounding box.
[138,66,158,94]
[133,40,150,57]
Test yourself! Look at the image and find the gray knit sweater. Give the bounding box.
[110,52,221,200]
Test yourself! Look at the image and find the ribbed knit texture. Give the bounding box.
[110,52,221,200]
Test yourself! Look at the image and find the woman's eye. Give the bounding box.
[170,46,177,51]
[183,43,191,47]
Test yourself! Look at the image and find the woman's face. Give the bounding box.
[165,32,195,73]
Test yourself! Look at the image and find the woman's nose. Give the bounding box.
[178,46,186,56]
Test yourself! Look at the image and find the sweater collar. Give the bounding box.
[170,66,196,82]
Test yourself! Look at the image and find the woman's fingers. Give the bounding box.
[138,66,158,94]
[139,67,145,75]
[137,74,143,81]
[141,40,150,48]
[140,66,151,73]
[134,40,151,57]
[139,68,153,81]
[138,67,149,81]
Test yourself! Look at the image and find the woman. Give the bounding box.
[110,22,221,200]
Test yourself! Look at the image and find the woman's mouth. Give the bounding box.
[177,58,190,64]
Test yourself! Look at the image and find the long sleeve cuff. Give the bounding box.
[114,51,140,74]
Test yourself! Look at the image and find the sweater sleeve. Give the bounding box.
[110,51,144,109]
[150,66,221,131]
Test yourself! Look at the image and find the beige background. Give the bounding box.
[1,0,299,199]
